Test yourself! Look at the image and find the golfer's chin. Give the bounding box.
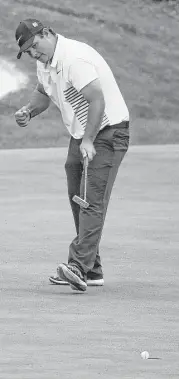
[36,54,49,63]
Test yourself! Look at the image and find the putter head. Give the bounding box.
[72,195,89,209]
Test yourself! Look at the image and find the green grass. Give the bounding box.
[0,0,179,148]
[1,145,179,378]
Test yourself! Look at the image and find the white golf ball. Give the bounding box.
[141,351,150,359]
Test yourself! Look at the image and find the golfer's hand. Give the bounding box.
[80,139,96,161]
[15,106,31,127]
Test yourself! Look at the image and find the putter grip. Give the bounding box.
[84,157,88,202]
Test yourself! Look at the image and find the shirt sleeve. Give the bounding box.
[68,58,99,92]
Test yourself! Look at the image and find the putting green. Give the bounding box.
[1,145,179,379]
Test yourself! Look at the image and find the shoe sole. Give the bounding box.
[58,264,87,292]
[49,276,104,286]
[49,276,69,285]
[87,279,104,286]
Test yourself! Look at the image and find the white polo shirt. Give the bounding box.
[37,34,129,139]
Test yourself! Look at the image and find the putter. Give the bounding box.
[72,156,89,208]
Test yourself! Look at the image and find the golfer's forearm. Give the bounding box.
[26,88,50,118]
[83,99,105,142]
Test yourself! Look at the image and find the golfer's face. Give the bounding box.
[24,34,52,63]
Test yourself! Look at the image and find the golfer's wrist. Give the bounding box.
[82,135,94,143]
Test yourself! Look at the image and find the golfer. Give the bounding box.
[15,18,130,292]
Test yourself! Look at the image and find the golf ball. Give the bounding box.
[141,351,150,359]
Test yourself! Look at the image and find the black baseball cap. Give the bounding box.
[15,18,44,59]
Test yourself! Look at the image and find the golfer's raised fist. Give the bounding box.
[15,106,31,127]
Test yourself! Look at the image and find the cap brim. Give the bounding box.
[16,36,35,59]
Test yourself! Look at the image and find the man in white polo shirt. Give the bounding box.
[15,18,130,292]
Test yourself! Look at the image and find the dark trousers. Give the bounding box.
[64,121,129,276]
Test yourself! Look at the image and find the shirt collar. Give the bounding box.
[50,34,66,69]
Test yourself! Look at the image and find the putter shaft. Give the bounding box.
[72,156,89,208]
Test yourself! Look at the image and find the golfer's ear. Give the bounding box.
[42,27,49,37]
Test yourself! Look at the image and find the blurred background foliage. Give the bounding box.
[0,0,179,148]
